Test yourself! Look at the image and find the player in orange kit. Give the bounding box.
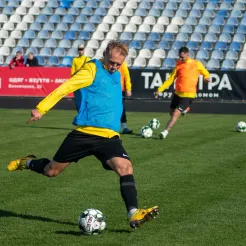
[154,47,210,139]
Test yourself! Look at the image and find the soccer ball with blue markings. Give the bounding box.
[148,118,160,129]
[140,126,153,138]
[78,208,106,235]
[236,121,246,132]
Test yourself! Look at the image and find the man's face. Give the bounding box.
[78,48,84,56]
[179,52,189,62]
[16,53,22,59]
[28,53,34,60]
[104,49,125,73]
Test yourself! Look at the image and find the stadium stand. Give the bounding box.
[0,0,245,69]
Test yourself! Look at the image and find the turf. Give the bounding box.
[1,109,246,246]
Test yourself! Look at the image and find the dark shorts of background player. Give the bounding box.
[53,130,130,170]
[170,93,193,113]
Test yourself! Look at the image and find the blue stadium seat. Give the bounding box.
[68,7,80,16]
[94,7,107,16]
[233,33,245,43]
[214,41,227,51]
[81,7,93,16]
[0,0,6,8]
[63,14,74,24]
[73,0,85,8]
[60,0,71,8]
[176,33,189,42]
[167,49,179,59]
[166,2,178,10]
[139,1,151,10]
[37,30,50,40]
[51,30,63,40]
[11,46,24,55]
[189,9,201,18]
[213,17,225,26]
[31,38,44,48]
[62,56,73,67]
[200,41,213,51]
[148,32,161,41]
[59,39,71,49]
[211,50,224,61]
[47,0,59,8]
[161,9,174,18]
[135,8,147,17]
[134,32,147,41]
[17,38,30,48]
[153,1,164,10]
[45,39,57,48]
[187,41,199,51]
[36,56,46,66]
[83,23,95,32]
[227,17,239,26]
[220,2,232,10]
[120,32,133,41]
[222,25,235,34]
[76,14,88,24]
[196,50,209,60]
[99,0,110,9]
[162,58,176,69]
[230,10,243,18]
[40,47,52,57]
[162,33,175,42]
[199,17,212,26]
[86,0,98,9]
[203,9,215,18]
[25,47,38,56]
[236,25,246,34]
[48,56,59,66]
[55,7,67,16]
[185,17,198,26]
[229,42,242,52]
[42,6,54,16]
[49,14,61,24]
[180,24,193,34]
[36,14,48,24]
[29,22,41,31]
[193,2,205,10]
[157,41,171,50]
[175,9,188,18]
[2,6,14,15]
[225,50,238,61]
[206,59,220,70]
[179,2,191,10]
[7,0,18,7]
[129,40,142,50]
[89,15,101,24]
[23,30,36,39]
[207,3,219,11]
[70,23,82,32]
[64,31,77,40]
[143,40,155,50]
[194,24,207,34]
[190,33,203,42]
[172,41,184,50]
[204,33,217,43]
[217,10,229,18]
[149,9,161,17]
[240,17,246,26]
[78,31,91,40]
[208,24,221,34]
[43,23,55,31]
[53,47,65,57]
[219,33,231,43]
[221,59,235,70]
[57,23,69,32]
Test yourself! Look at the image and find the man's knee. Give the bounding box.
[107,158,133,176]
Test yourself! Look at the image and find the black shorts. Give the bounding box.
[170,94,193,113]
[53,130,130,170]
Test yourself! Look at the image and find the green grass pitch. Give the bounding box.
[1,109,246,246]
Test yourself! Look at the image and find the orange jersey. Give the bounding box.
[157,58,210,98]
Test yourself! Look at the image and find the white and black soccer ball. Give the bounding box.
[236,121,246,132]
[140,126,153,138]
[78,208,106,235]
[148,118,160,129]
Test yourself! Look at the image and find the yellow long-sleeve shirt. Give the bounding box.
[157,58,210,98]
[118,61,132,91]
[36,62,119,138]
[71,55,91,76]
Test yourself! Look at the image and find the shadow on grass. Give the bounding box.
[13,125,72,131]
[55,229,132,236]
[0,209,76,226]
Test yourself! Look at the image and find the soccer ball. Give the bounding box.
[140,126,153,138]
[78,208,106,235]
[148,118,160,129]
[236,121,246,132]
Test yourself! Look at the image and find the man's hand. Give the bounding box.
[204,78,210,83]
[27,109,43,124]
[154,91,159,99]
[126,90,132,97]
